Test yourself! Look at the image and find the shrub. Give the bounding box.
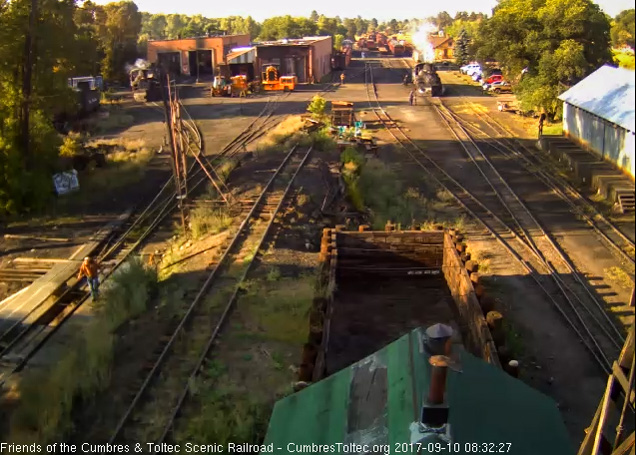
[8,257,157,443]
[59,133,83,158]
[307,95,327,121]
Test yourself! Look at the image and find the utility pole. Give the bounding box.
[161,72,187,233]
[21,0,38,168]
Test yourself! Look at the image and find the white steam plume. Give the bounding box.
[126,58,151,74]
[411,22,437,63]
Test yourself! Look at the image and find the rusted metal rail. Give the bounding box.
[364,61,622,374]
[108,145,313,443]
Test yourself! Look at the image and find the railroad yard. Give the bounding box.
[0,55,634,451]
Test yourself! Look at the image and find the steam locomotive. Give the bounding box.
[413,63,444,97]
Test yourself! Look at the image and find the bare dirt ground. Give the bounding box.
[0,79,342,303]
[4,58,633,447]
[350,58,634,444]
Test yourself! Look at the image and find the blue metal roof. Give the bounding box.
[558,65,635,133]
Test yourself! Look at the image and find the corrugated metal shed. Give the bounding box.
[226,47,255,64]
[558,65,634,133]
[265,327,574,454]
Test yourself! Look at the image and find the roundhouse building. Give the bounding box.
[146,34,251,77]
[559,64,635,180]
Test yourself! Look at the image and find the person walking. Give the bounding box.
[409,90,416,106]
[403,73,410,85]
[340,73,345,86]
[78,256,101,299]
[538,112,546,137]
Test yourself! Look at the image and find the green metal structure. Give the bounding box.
[265,327,574,455]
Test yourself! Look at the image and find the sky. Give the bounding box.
[95,0,634,20]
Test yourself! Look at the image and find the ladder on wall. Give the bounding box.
[578,322,635,455]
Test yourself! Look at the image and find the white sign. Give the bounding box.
[53,170,80,195]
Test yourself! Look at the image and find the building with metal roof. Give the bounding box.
[146,34,250,77]
[558,65,635,179]
[265,326,574,455]
[254,36,333,83]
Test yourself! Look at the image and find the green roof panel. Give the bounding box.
[265,328,575,455]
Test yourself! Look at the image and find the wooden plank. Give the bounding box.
[612,432,634,455]
[0,212,131,339]
[4,234,70,242]
[592,375,616,455]
[12,257,78,264]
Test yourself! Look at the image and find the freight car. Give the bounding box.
[388,39,405,56]
[331,47,352,70]
[413,63,444,97]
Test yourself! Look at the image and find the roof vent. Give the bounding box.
[424,323,454,356]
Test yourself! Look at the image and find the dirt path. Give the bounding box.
[363,58,634,444]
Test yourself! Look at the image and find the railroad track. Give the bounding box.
[364,62,624,374]
[0,71,344,386]
[0,95,219,385]
[107,144,312,444]
[445,100,635,267]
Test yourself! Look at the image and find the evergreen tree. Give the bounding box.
[454,29,470,65]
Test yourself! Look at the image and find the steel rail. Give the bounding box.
[435,102,632,342]
[452,108,635,267]
[156,146,314,443]
[107,144,306,443]
[465,101,635,258]
[364,62,615,373]
[432,102,624,348]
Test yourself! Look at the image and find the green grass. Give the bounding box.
[8,257,157,443]
[173,274,317,443]
[51,140,154,214]
[502,320,524,359]
[541,123,563,136]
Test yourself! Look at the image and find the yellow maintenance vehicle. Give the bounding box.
[261,64,297,91]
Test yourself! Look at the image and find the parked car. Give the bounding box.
[486,80,513,94]
[460,63,481,76]
[483,74,504,85]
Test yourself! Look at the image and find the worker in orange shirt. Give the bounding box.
[340,73,345,85]
[78,256,101,299]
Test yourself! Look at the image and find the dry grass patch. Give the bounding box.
[257,115,305,150]
[604,266,634,290]
[7,257,157,444]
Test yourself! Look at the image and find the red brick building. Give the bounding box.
[146,34,250,77]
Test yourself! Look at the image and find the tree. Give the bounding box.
[310,10,319,22]
[0,0,77,214]
[369,17,378,32]
[96,1,142,83]
[473,0,612,118]
[333,34,344,51]
[611,9,635,48]
[343,18,357,38]
[454,29,470,65]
